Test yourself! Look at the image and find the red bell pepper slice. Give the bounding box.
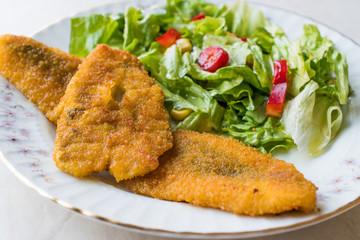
[198,46,229,73]
[191,13,206,21]
[156,29,182,49]
[266,82,287,118]
[272,59,288,84]
[266,60,288,117]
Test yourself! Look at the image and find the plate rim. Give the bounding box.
[1,0,360,238]
[2,151,360,239]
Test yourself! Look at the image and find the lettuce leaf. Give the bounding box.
[172,17,227,47]
[282,81,318,153]
[223,115,294,153]
[224,1,268,38]
[250,27,274,53]
[282,81,343,155]
[299,25,333,60]
[69,14,123,57]
[161,0,220,24]
[299,24,349,104]
[309,96,343,154]
[188,65,266,92]
[160,45,191,80]
[247,39,273,91]
[123,7,162,55]
[329,50,349,104]
[176,100,225,131]
[69,7,162,57]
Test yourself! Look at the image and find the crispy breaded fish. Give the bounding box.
[53,44,173,181]
[125,130,317,216]
[0,35,82,123]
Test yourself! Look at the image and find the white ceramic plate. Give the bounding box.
[1,0,360,238]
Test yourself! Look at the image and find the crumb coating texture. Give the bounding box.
[125,130,317,216]
[54,44,173,181]
[0,34,82,123]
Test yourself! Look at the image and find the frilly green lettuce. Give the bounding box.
[299,24,349,104]
[70,14,123,57]
[224,1,268,38]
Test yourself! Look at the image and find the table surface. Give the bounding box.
[1,0,360,239]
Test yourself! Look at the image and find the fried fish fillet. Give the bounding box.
[0,35,82,123]
[125,130,317,216]
[53,44,173,181]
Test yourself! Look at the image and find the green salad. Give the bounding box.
[69,0,349,155]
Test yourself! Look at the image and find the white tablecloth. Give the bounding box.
[1,0,360,239]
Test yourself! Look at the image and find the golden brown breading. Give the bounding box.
[0,34,82,123]
[125,130,317,216]
[53,44,173,181]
